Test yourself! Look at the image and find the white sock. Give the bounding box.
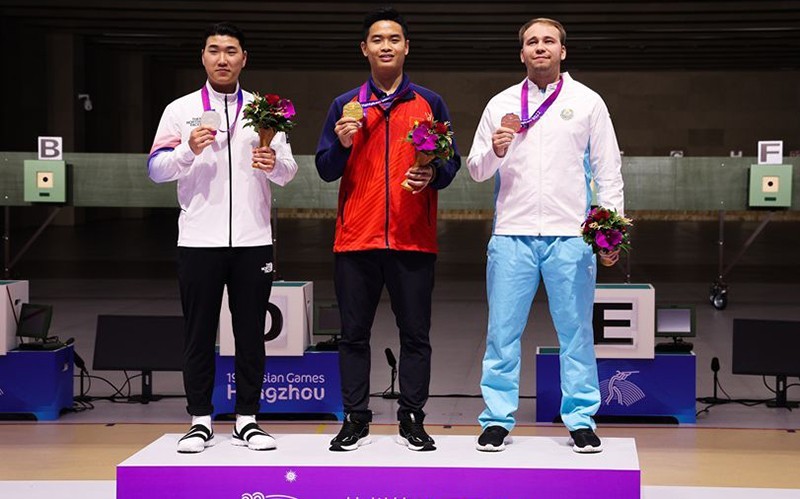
[193,415,212,431]
[177,416,213,453]
[235,414,256,433]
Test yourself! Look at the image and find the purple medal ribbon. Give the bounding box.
[519,77,564,131]
[357,81,412,114]
[201,84,244,136]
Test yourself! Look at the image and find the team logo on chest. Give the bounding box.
[560,108,574,120]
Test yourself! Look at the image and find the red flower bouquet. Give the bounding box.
[581,207,633,254]
[243,92,296,148]
[401,116,454,191]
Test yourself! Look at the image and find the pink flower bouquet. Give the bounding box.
[402,116,454,191]
[243,92,296,148]
[581,207,633,254]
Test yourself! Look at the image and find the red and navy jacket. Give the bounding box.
[315,74,461,254]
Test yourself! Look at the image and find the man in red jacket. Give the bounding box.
[315,7,460,452]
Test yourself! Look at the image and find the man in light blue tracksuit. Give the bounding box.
[467,17,624,453]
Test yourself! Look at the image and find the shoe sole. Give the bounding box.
[397,436,436,452]
[476,441,506,452]
[329,436,371,452]
[177,436,216,454]
[572,444,603,453]
[567,438,603,454]
[231,436,277,451]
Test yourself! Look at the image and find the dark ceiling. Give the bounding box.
[2,0,800,71]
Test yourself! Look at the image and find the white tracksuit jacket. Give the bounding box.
[467,73,624,236]
[148,81,297,247]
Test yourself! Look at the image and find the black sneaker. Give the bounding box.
[329,414,370,452]
[398,412,436,451]
[476,425,509,452]
[569,428,603,453]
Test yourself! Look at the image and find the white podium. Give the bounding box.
[220,281,313,357]
[118,433,641,498]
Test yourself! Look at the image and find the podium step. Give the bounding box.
[118,433,640,498]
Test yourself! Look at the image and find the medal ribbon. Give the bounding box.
[201,84,244,136]
[357,81,412,113]
[519,77,563,131]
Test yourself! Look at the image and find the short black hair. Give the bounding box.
[362,7,408,40]
[203,22,246,51]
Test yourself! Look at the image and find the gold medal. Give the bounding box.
[501,113,522,133]
[342,101,364,121]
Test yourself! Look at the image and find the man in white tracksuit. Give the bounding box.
[467,18,624,453]
[148,23,297,453]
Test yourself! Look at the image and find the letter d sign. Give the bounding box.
[38,136,63,160]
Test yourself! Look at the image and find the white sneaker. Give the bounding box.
[231,422,276,451]
[177,424,215,454]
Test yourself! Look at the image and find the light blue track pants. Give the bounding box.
[479,235,600,432]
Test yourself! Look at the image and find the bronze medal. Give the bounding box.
[501,113,522,133]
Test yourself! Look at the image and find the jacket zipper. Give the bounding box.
[224,94,233,247]
[536,91,543,236]
[384,112,390,248]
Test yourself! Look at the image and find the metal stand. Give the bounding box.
[128,370,163,404]
[709,210,775,310]
[766,375,799,409]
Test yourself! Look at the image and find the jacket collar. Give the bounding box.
[368,73,413,102]
[204,80,241,102]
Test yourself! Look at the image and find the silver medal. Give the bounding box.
[200,110,222,130]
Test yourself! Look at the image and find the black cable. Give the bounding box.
[717,381,734,401]
[762,376,777,394]
[75,370,185,403]
[81,374,131,399]
[123,370,135,398]
[695,367,777,416]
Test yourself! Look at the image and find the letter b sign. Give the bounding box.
[38,136,63,160]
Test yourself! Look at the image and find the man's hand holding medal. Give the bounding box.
[335,102,364,148]
[492,113,522,158]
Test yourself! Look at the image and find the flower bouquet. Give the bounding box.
[402,116,454,191]
[242,93,296,150]
[581,207,633,254]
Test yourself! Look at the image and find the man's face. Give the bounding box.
[202,35,247,89]
[361,20,409,73]
[519,23,566,74]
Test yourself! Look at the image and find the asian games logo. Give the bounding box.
[599,370,645,407]
[241,494,297,499]
[240,470,299,499]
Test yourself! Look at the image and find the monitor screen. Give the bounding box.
[93,315,184,372]
[732,319,800,377]
[16,303,53,339]
[655,305,695,338]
